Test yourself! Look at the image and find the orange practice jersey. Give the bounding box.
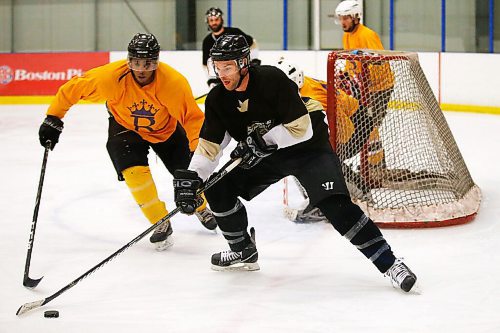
[300,76,359,144]
[342,23,384,50]
[342,24,394,92]
[47,60,204,151]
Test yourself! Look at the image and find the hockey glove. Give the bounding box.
[39,115,64,150]
[230,130,278,169]
[173,169,204,214]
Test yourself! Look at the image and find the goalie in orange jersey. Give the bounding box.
[275,57,374,223]
[37,33,217,250]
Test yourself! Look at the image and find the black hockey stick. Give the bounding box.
[195,93,208,103]
[23,141,51,288]
[16,157,242,316]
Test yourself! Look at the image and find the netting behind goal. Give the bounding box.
[326,49,481,228]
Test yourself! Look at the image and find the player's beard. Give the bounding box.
[344,21,358,33]
[210,22,223,33]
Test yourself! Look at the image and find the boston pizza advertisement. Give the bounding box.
[0,52,109,96]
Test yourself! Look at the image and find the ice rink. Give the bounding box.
[1,104,499,332]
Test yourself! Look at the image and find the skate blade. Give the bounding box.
[392,280,422,295]
[408,281,422,295]
[211,262,260,272]
[202,222,218,232]
[154,238,174,251]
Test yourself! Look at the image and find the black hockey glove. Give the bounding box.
[230,130,278,169]
[39,115,64,150]
[173,169,204,214]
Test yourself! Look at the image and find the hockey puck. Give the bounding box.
[44,310,59,318]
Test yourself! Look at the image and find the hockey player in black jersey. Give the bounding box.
[173,34,417,292]
[202,7,259,88]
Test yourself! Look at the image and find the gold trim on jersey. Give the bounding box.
[303,98,324,113]
[283,114,311,139]
[195,138,221,161]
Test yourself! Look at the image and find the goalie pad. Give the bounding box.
[284,204,329,223]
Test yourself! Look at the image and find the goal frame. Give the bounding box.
[325,49,481,228]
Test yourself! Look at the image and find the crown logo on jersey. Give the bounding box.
[128,99,159,132]
[237,99,249,113]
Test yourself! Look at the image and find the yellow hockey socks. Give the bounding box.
[196,193,208,212]
[122,166,167,224]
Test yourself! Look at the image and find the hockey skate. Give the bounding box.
[195,207,218,231]
[211,227,259,271]
[149,220,173,251]
[384,258,417,292]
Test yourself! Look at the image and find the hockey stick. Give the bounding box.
[195,93,208,103]
[16,157,242,316]
[23,141,51,288]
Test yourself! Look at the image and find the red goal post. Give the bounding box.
[326,49,481,228]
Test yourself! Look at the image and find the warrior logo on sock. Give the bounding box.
[128,99,159,132]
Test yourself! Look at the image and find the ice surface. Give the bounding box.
[0,105,499,332]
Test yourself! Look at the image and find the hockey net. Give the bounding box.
[324,49,481,228]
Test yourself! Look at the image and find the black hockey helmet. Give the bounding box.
[206,7,223,21]
[210,34,250,62]
[127,33,160,60]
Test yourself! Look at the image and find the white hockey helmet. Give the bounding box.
[275,57,304,89]
[334,0,362,20]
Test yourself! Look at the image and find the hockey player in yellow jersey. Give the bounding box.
[38,33,217,250]
[275,57,367,223]
[333,0,394,168]
[275,58,359,146]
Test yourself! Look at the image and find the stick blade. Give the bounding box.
[23,276,44,289]
[16,299,45,316]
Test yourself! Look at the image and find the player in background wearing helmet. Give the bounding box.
[38,33,217,251]
[202,7,260,88]
[172,35,417,293]
[275,57,371,223]
[331,0,394,172]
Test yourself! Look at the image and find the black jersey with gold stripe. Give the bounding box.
[202,65,330,153]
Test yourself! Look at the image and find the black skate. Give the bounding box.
[195,207,218,230]
[384,258,417,292]
[211,227,259,271]
[149,220,173,251]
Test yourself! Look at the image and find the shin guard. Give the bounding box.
[122,166,168,224]
[212,200,250,252]
[317,195,396,273]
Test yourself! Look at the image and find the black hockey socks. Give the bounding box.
[316,195,396,273]
[212,199,251,252]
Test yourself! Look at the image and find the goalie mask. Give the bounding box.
[275,57,304,89]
